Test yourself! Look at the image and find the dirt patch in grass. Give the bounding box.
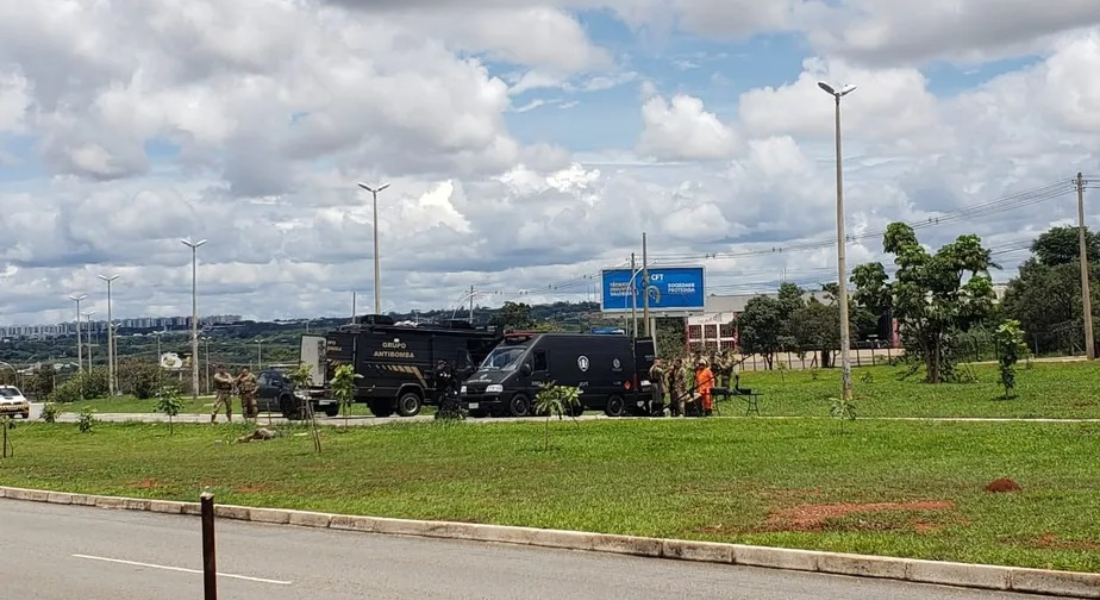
[985,478,1022,493]
[762,500,955,532]
[132,478,159,489]
[1034,533,1100,551]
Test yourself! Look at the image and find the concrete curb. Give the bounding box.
[2,486,1097,598]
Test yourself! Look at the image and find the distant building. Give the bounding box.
[0,314,242,340]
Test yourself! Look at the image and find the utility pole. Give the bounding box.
[469,285,475,323]
[69,294,87,372]
[630,252,637,339]
[642,232,651,337]
[351,291,357,323]
[1077,173,1095,360]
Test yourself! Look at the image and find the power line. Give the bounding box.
[648,179,1074,263]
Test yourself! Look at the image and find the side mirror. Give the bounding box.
[521,363,533,376]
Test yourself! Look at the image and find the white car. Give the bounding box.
[0,386,30,419]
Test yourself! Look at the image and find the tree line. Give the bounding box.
[734,223,1097,384]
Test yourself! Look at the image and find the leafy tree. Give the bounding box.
[118,358,161,399]
[49,369,110,403]
[1031,225,1100,267]
[330,364,362,429]
[491,301,535,330]
[786,283,877,368]
[776,282,806,353]
[789,298,840,368]
[154,382,185,434]
[994,319,1027,399]
[735,296,784,369]
[1002,229,1100,355]
[78,406,97,434]
[854,223,998,383]
[40,403,61,423]
[289,363,323,453]
[533,382,580,451]
[654,317,686,360]
[29,364,56,399]
[829,395,857,433]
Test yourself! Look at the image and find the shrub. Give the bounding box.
[41,403,61,424]
[49,369,110,403]
[78,406,97,434]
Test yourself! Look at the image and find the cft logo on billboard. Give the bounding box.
[600,266,706,313]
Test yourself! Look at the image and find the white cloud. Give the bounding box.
[738,57,950,155]
[637,94,738,161]
[2,2,1100,328]
[798,0,1100,65]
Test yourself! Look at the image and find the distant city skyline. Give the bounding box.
[0,314,243,340]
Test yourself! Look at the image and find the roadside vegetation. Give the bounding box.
[1,417,1098,573]
[50,361,1099,420]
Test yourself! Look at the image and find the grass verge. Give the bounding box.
[57,361,1100,420]
[2,417,1098,572]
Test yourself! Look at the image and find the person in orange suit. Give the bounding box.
[694,358,715,417]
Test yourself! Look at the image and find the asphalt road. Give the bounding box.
[4,500,1062,600]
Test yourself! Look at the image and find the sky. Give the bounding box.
[2,0,1100,326]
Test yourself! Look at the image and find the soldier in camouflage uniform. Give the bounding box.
[667,358,688,417]
[236,367,259,421]
[211,364,235,423]
[648,358,667,416]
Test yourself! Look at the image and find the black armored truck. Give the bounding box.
[458,331,656,418]
[300,315,502,417]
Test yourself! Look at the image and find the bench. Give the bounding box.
[711,387,763,416]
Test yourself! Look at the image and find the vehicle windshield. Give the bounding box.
[0,386,21,397]
[479,346,528,371]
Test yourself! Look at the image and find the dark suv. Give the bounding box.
[256,369,339,418]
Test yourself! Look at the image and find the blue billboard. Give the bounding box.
[601,266,706,313]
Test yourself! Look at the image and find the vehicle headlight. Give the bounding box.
[460,385,467,394]
[486,384,503,394]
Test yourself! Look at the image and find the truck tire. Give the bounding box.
[368,400,395,418]
[396,391,422,417]
[324,403,340,417]
[508,393,531,417]
[604,395,626,417]
[568,404,584,417]
[279,394,301,420]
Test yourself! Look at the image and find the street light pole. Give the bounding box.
[818,80,857,402]
[181,238,208,402]
[358,182,390,315]
[98,274,120,395]
[69,294,87,372]
[82,310,97,372]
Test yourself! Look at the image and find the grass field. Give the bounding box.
[2,417,1098,572]
[57,360,1100,420]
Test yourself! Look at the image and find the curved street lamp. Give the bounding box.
[817,80,857,402]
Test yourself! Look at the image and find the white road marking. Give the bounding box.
[71,554,292,585]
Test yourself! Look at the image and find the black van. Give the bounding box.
[321,315,502,417]
[459,332,656,418]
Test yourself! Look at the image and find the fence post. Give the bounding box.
[201,492,217,600]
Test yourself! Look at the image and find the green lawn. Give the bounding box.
[2,418,1098,572]
[63,395,381,417]
[723,360,1100,419]
[56,361,1099,420]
